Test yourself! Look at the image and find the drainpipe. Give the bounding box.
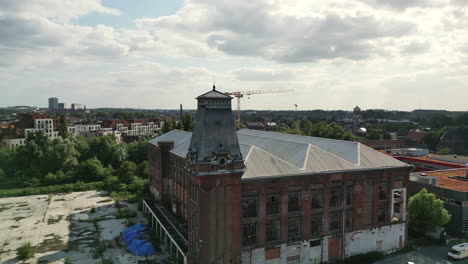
[341,176,346,260]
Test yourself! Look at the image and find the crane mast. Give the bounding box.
[225,89,294,124]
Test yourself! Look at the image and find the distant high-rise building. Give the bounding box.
[58,103,66,110]
[48,97,58,111]
[71,103,83,111]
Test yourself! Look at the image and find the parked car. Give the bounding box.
[448,243,468,260]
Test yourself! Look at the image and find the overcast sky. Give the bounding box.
[1,0,468,111]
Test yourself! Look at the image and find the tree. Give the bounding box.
[117,160,138,183]
[77,157,112,182]
[127,139,147,164]
[408,188,451,233]
[88,135,127,167]
[73,136,90,162]
[43,138,79,174]
[382,133,392,140]
[161,119,172,133]
[137,161,149,178]
[423,128,445,151]
[57,115,70,139]
[181,113,194,131]
[429,114,453,129]
[366,129,383,140]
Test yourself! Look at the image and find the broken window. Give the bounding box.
[378,206,388,224]
[243,223,257,246]
[266,219,281,242]
[346,185,353,206]
[345,209,353,230]
[330,187,341,207]
[288,217,301,240]
[288,191,301,212]
[378,183,388,200]
[329,211,341,232]
[242,196,258,218]
[267,193,281,215]
[311,213,323,235]
[391,188,405,223]
[310,240,321,247]
[311,189,323,209]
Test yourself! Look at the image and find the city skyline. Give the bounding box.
[1,0,468,111]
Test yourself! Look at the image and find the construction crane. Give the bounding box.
[225,89,294,124]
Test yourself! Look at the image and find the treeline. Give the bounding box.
[0,132,149,199]
[422,113,468,129]
[277,120,356,141]
[161,113,194,133]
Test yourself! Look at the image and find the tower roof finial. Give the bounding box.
[213,81,216,91]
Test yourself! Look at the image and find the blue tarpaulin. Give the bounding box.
[121,223,157,256]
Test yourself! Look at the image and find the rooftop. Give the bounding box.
[149,129,409,179]
[419,169,468,192]
[196,86,232,99]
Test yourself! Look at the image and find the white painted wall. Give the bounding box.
[242,248,265,264]
[345,223,405,257]
[241,238,329,264]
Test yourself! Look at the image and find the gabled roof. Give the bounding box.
[149,129,409,179]
[196,88,232,99]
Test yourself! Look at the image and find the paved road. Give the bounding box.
[376,245,468,264]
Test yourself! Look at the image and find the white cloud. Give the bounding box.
[1,0,468,111]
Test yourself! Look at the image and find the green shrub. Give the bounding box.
[64,256,72,264]
[117,209,137,218]
[16,242,35,260]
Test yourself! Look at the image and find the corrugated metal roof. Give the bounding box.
[149,129,409,179]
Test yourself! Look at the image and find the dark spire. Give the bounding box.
[213,82,216,91]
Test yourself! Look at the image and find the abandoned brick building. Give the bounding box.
[144,86,412,264]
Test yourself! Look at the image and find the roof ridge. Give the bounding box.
[238,129,359,145]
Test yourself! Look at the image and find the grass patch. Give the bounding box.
[17,242,36,260]
[92,243,107,259]
[97,258,114,264]
[36,234,67,253]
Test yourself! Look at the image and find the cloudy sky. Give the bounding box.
[1,0,468,111]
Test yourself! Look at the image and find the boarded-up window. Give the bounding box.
[288,191,301,212]
[311,189,323,209]
[378,206,388,224]
[346,185,353,205]
[329,211,341,232]
[378,183,388,200]
[311,213,323,235]
[243,223,257,246]
[242,196,257,218]
[267,193,281,215]
[330,187,341,207]
[288,217,301,240]
[266,219,280,242]
[345,209,353,230]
